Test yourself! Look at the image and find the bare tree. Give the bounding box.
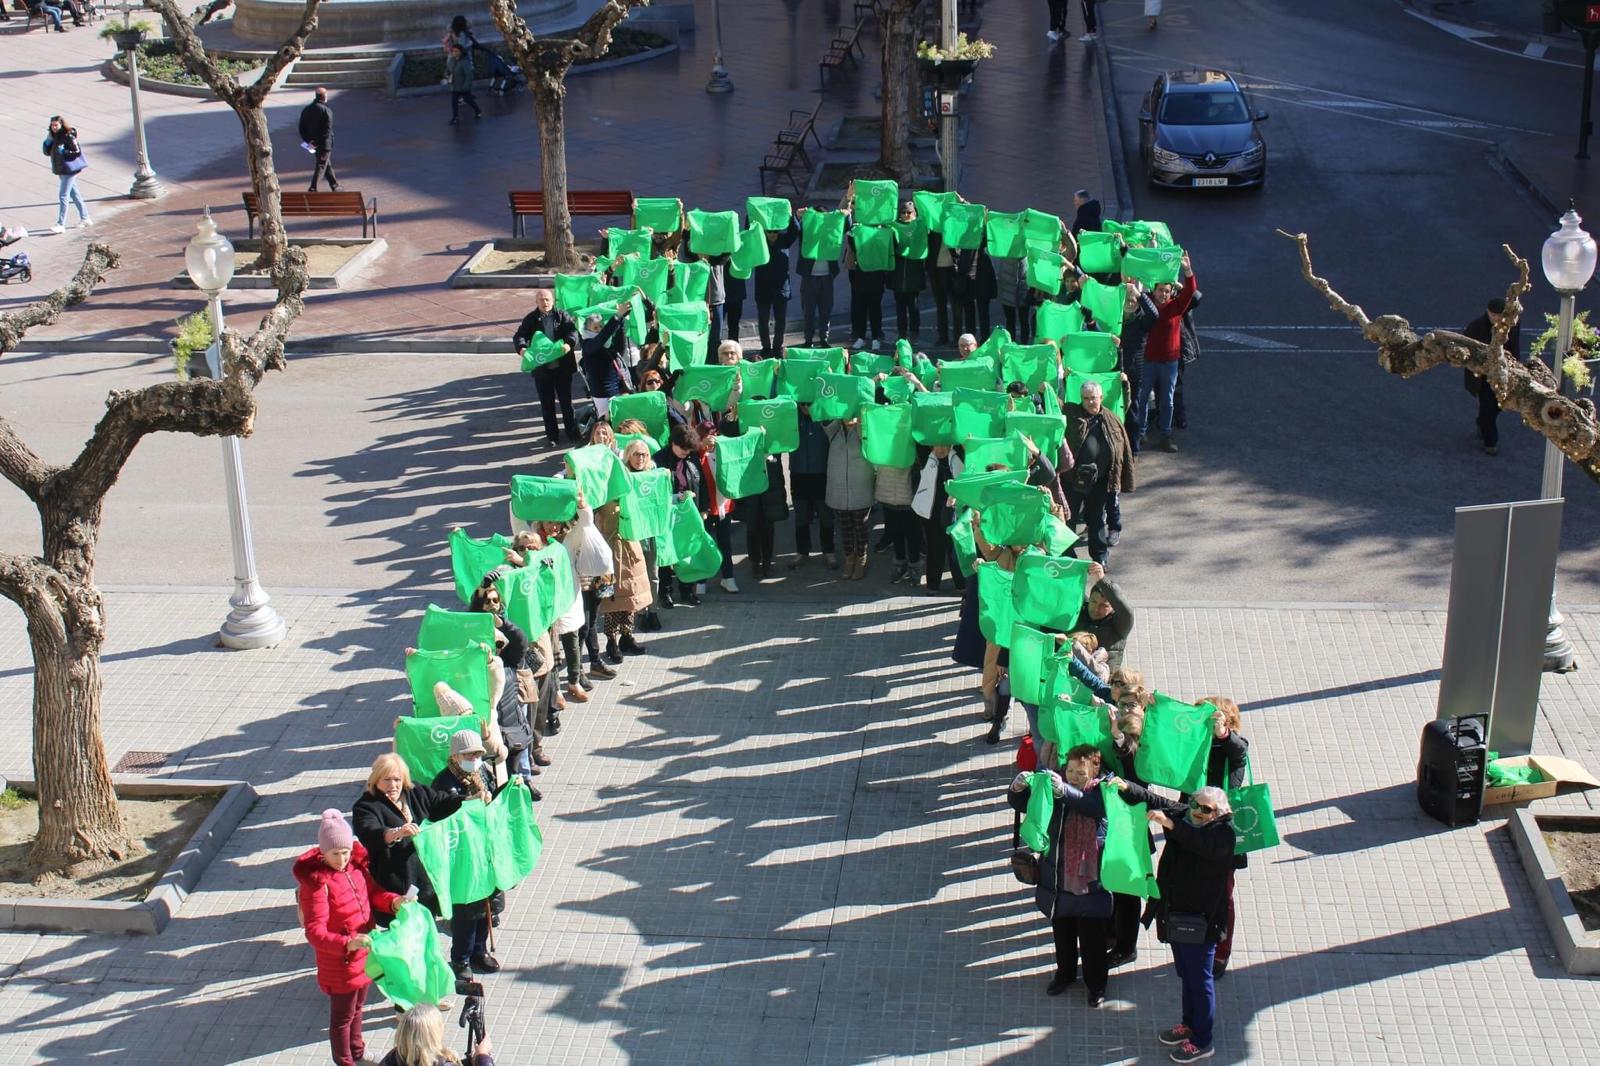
[877,0,921,184]
[489,0,650,272]
[1284,231,1600,483]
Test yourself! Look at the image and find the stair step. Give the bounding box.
[292,56,393,73]
[284,69,388,88]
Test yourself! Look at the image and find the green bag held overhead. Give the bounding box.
[1012,550,1091,630]
[608,227,653,260]
[952,390,1009,442]
[416,604,495,654]
[860,402,916,468]
[608,391,669,442]
[496,542,576,642]
[588,281,634,307]
[912,189,958,230]
[893,215,930,259]
[394,713,483,785]
[1026,248,1065,296]
[1009,622,1059,705]
[714,429,770,499]
[853,178,899,225]
[624,291,649,347]
[449,528,512,605]
[406,644,491,719]
[979,482,1052,546]
[363,897,457,1011]
[521,332,567,373]
[1079,276,1126,336]
[738,397,800,453]
[1060,332,1119,375]
[1002,343,1058,391]
[656,495,714,569]
[1229,758,1281,856]
[738,358,780,400]
[1040,512,1079,556]
[1040,697,1117,768]
[1022,208,1064,252]
[1102,218,1153,246]
[1020,772,1056,854]
[946,468,1024,509]
[509,474,579,523]
[911,390,957,445]
[1099,783,1160,899]
[633,196,683,234]
[674,364,739,410]
[977,564,1017,648]
[936,356,997,393]
[779,357,828,404]
[800,209,847,261]
[786,345,848,366]
[728,223,772,279]
[851,223,896,273]
[615,431,661,457]
[1065,371,1127,422]
[948,506,979,577]
[1135,693,1215,794]
[1138,219,1176,247]
[882,376,915,404]
[657,300,710,335]
[962,433,1025,473]
[745,195,793,232]
[850,352,895,378]
[552,272,595,311]
[668,328,709,367]
[1122,245,1184,287]
[971,326,1013,364]
[687,209,740,256]
[1036,300,1085,342]
[940,201,987,250]
[667,259,710,304]
[1076,231,1123,275]
[984,211,1027,259]
[811,372,874,421]
[1004,411,1068,462]
[619,467,674,541]
[565,444,630,507]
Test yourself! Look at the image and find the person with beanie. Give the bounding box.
[294,808,407,1066]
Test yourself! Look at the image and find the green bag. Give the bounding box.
[1022,208,1064,252]
[674,365,739,410]
[745,195,793,232]
[737,358,780,400]
[977,564,1016,648]
[1076,231,1123,275]
[936,357,997,393]
[417,604,495,654]
[1135,693,1215,794]
[1005,412,1067,459]
[406,645,491,719]
[608,391,669,442]
[893,215,930,259]
[624,291,649,347]
[883,375,916,404]
[633,197,683,234]
[1079,277,1126,336]
[1009,622,1059,705]
[1040,697,1117,767]
[588,282,634,308]
[1065,371,1127,422]
[615,432,661,457]
[1012,551,1090,630]
[952,390,1009,441]
[619,467,674,541]
[912,189,958,230]
[1040,513,1078,556]
[800,209,847,261]
[657,300,711,335]
[946,468,1025,508]
[963,434,1025,473]
[496,542,577,638]
[1002,343,1058,391]
[1035,300,1085,342]
[520,332,567,373]
[509,475,580,523]
[853,178,899,225]
[674,531,725,583]
[667,259,711,304]
[971,327,1013,364]
[1102,219,1153,246]
[1060,332,1119,375]
[668,328,710,367]
[1026,248,1065,296]
[363,897,456,1011]
[487,781,545,890]
[779,357,828,404]
[1099,783,1160,899]
[940,201,987,250]
[1020,772,1055,854]
[552,272,595,311]
[608,227,653,260]
[851,223,896,272]
[728,223,771,280]
[949,506,978,577]
[860,402,916,467]
[786,346,848,365]
[1122,245,1184,287]
[979,482,1052,546]
[1042,382,1064,417]
[738,397,800,453]
[1229,759,1280,856]
[657,495,714,569]
[911,391,957,445]
[714,429,770,499]
[984,211,1026,258]
[413,803,494,915]
[394,714,482,785]
[617,254,665,296]
[811,372,874,421]
[565,444,630,507]
[1141,220,1176,247]
[687,209,740,256]
[449,528,512,605]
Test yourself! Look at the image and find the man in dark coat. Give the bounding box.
[513,288,583,443]
[1462,296,1523,456]
[1071,189,1102,236]
[1063,381,1136,565]
[298,87,338,192]
[752,218,801,356]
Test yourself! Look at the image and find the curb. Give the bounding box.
[1509,808,1600,974]
[1092,41,1135,223]
[1488,141,1562,217]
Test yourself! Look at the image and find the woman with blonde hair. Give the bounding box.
[351,753,466,922]
[380,1003,496,1066]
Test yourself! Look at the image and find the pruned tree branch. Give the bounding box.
[0,418,56,502]
[1283,230,1600,483]
[191,0,232,26]
[0,243,120,356]
[492,0,644,86]
[240,0,322,105]
[0,549,62,618]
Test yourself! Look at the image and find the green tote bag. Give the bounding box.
[738,397,801,453]
[1229,759,1281,856]
[1134,693,1214,794]
[1011,551,1091,631]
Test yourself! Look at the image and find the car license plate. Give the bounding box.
[1193,177,1228,187]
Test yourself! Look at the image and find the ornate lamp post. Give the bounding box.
[705,0,733,93]
[113,16,165,200]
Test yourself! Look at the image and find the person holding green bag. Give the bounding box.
[796,206,842,347]
[512,288,583,445]
[723,409,790,580]
[846,212,890,353]
[428,732,503,980]
[577,302,633,420]
[752,216,801,357]
[912,443,966,594]
[1137,252,1196,454]
[599,457,655,664]
[1063,380,1135,566]
[825,417,875,579]
[889,200,928,344]
[1186,696,1250,978]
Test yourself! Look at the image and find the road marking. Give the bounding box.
[1403,9,1593,70]
[1203,329,1299,349]
[1525,43,1548,59]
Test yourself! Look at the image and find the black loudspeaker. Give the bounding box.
[1417,715,1487,827]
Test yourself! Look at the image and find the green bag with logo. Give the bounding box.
[1065,371,1127,422]
[1009,622,1059,705]
[667,259,710,304]
[633,197,683,234]
[738,358,780,400]
[1040,513,1078,556]
[893,215,929,259]
[963,434,1026,473]
[1005,412,1067,460]
[608,391,669,442]
[948,506,978,576]
[553,272,595,311]
[1099,782,1160,899]
[952,390,1009,441]
[714,429,770,499]
[739,397,800,453]
[658,300,710,335]
[850,352,896,378]
[851,224,896,272]
[1012,551,1091,630]
[668,328,710,367]
[363,891,458,1010]
[911,391,957,445]
[1026,248,1065,296]
[509,474,580,523]
[615,432,661,457]
[860,402,916,468]
[1060,332,1119,375]
[505,543,577,638]
[984,211,1026,258]
[800,209,847,261]
[946,468,1025,508]
[674,364,739,409]
[779,357,828,404]
[449,528,513,604]
[936,356,996,393]
[728,223,772,280]
[608,227,653,260]
[521,332,568,373]
[745,196,793,232]
[565,444,630,507]
[618,467,673,541]
[1040,697,1117,767]
[971,327,1012,364]
[811,372,874,421]
[1135,693,1215,794]
[1229,759,1281,856]
[940,201,987,250]
[912,189,958,230]
[1036,300,1085,342]
[786,346,848,367]
[853,178,899,225]
[1122,245,1184,287]
[406,645,491,718]
[1022,208,1064,252]
[417,604,495,654]
[687,209,740,256]
[979,482,1052,546]
[1079,277,1125,336]
[976,563,1016,648]
[394,714,483,785]
[1020,772,1055,854]
[1002,343,1058,391]
[883,375,916,404]
[1076,231,1122,275]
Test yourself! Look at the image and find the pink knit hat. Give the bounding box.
[317,808,354,851]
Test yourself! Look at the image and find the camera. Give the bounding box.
[457,979,487,1058]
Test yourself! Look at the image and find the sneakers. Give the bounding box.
[720,577,740,594]
[1169,1042,1213,1063]
[851,337,866,349]
[870,338,882,351]
[1046,29,1062,41]
[1106,527,1123,547]
[1079,32,1099,42]
[890,562,909,584]
[1158,1025,1194,1047]
[1045,971,1076,996]
[77,217,93,228]
[48,224,65,234]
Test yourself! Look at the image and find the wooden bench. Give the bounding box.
[818,24,863,87]
[758,141,806,196]
[507,189,634,238]
[775,100,824,169]
[242,190,377,238]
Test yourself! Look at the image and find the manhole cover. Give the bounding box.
[111,751,169,774]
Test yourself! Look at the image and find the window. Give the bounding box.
[1159,91,1250,126]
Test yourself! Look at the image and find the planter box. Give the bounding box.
[0,775,257,935]
[102,57,267,100]
[448,238,604,289]
[169,237,387,290]
[1509,809,1600,975]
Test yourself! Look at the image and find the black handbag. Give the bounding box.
[1010,849,1040,885]
[1163,910,1208,945]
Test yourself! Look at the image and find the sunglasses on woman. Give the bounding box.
[1190,803,1214,815]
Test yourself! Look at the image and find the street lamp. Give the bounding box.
[184,208,287,651]
[114,18,165,200]
[1536,201,1597,673]
[705,0,733,93]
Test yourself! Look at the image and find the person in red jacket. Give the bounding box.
[1133,253,1195,455]
[295,809,406,1066]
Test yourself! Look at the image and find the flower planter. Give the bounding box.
[919,56,979,90]
[112,29,147,52]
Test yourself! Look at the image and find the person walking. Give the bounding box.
[448,44,483,124]
[513,288,583,444]
[1145,0,1163,30]
[41,116,90,233]
[298,88,339,192]
[1045,0,1068,40]
[1462,297,1523,456]
[1071,190,1102,236]
[1079,0,1100,41]
[1063,381,1135,565]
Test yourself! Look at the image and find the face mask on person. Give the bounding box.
[461,757,482,775]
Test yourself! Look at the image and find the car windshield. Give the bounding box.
[1159,91,1250,125]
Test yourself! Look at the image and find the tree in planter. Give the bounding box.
[877,0,921,185]
[488,0,650,273]
[143,0,326,275]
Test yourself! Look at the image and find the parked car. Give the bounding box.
[1139,69,1268,189]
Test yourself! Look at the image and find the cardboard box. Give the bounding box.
[1482,755,1600,805]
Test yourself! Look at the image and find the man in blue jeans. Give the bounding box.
[1136,253,1196,454]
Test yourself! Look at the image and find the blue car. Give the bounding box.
[1139,69,1268,189]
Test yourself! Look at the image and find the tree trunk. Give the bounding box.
[531,73,580,272]
[239,107,287,273]
[879,1,918,184]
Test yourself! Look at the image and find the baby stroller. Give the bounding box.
[474,43,521,95]
[0,227,30,285]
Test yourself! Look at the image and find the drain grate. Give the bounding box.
[111,750,170,774]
